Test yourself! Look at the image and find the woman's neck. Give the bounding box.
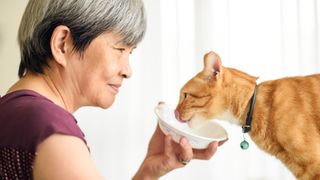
[8,71,78,113]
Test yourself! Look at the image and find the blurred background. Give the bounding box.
[1,0,319,179]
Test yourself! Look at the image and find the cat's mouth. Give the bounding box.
[175,109,208,128]
[174,109,188,122]
[174,109,190,122]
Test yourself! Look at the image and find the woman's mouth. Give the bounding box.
[108,84,121,94]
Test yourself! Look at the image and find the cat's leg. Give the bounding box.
[275,151,304,178]
[274,113,320,179]
[281,144,320,180]
[298,173,320,180]
[284,144,320,180]
[311,174,320,180]
[298,162,320,180]
[297,137,320,179]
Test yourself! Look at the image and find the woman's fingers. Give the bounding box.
[163,136,223,167]
[218,139,228,146]
[177,137,193,166]
[193,141,218,160]
[164,136,193,167]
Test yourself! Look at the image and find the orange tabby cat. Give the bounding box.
[175,51,320,179]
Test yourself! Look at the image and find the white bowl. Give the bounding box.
[154,103,228,149]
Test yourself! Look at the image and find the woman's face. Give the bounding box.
[69,32,134,109]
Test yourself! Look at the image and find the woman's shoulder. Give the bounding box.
[0,90,86,152]
[0,89,76,127]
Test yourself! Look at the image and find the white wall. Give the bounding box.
[1,0,319,179]
[0,1,28,95]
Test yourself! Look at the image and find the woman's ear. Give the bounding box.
[50,25,73,68]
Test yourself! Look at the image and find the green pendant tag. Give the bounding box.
[240,133,249,150]
[240,140,249,150]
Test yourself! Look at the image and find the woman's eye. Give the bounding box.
[113,46,126,53]
[117,48,126,53]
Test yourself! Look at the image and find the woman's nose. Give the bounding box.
[121,57,132,79]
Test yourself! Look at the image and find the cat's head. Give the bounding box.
[175,51,229,126]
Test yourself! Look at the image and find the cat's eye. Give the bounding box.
[184,93,188,99]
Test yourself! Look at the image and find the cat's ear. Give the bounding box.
[203,51,222,78]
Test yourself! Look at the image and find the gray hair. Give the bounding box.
[18,0,146,78]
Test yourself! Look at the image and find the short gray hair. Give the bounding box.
[18,0,146,78]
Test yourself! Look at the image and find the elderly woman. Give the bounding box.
[0,0,222,179]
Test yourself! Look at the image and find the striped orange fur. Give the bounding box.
[176,51,320,179]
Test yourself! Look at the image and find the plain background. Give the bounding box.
[1,0,319,179]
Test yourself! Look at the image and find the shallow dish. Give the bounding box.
[154,103,228,149]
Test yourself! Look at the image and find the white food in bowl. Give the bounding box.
[155,103,228,149]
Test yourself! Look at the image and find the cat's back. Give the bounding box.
[257,73,320,117]
[260,73,320,92]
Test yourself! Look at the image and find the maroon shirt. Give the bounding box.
[0,90,86,179]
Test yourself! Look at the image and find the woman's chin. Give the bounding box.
[93,95,115,109]
[99,100,115,109]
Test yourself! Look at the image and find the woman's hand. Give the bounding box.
[133,124,226,180]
